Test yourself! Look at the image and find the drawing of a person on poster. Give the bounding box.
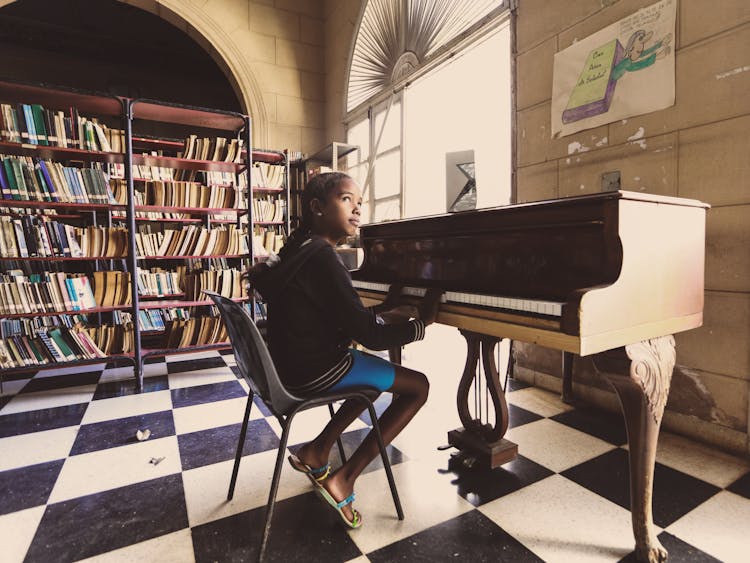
[551,0,676,138]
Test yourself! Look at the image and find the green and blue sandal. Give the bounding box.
[287,454,331,486]
[314,485,362,529]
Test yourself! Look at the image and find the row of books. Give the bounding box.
[252,229,285,257]
[139,307,191,332]
[180,135,244,164]
[83,324,133,355]
[0,155,115,204]
[134,224,248,258]
[0,326,107,369]
[253,197,286,223]
[93,270,132,307]
[0,217,128,258]
[0,102,124,152]
[183,268,243,300]
[165,315,227,349]
[0,271,96,315]
[253,162,284,189]
[137,268,181,297]
[134,179,242,209]
[173,169,239,188]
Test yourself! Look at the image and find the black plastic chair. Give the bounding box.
[204,291,404,561]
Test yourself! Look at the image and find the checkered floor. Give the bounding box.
[1,325,749,562]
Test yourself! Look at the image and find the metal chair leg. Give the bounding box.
[328,403,347,465]
[228,393,254,500]
[259,414,294,562]
[366,401,404,520]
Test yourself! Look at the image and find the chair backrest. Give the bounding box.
[204,291,301,417]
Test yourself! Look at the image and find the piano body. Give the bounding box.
[351,190,708,562]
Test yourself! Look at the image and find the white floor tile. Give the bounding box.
[48,436,182,503]
[99,362,167,383]
[506,418,615,472]
[182,450,311,527]
[479,474,642,562]
[282,406,369,446]
[1,385,96,415]
[0,426,78,471]
[0,505,46,563]
[655,431,750,488]
[666,491,750,563]
[80,390,173,424]
[173,396,257,435]
[167,366,236,389]
[506,386,574,418]
[347,459,475,555]
[77,529,195,563]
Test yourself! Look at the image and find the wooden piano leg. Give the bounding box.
[447,330,518,469]
[595,335,675,563]
[561,351,575,404]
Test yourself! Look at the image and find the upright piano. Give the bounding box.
[350,190,709,563]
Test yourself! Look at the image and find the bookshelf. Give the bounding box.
[0,79,289,389]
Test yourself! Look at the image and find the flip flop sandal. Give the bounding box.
[288,454,331,485]
[314,485,362,529]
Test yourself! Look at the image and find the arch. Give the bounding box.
[0,0,269,146]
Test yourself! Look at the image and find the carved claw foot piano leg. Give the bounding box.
[594,335,675,563]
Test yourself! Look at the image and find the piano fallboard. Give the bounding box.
[352,191,709,356]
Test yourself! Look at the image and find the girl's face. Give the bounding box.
[312,179,362,245]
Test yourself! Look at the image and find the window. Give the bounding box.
[346,18,511,223]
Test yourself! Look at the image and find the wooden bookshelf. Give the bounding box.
[0,305,132,319]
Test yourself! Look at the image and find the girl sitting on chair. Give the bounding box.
[249,172,441,529]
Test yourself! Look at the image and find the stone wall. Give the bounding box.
[514,0,750,455]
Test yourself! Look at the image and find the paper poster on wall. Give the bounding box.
[551,0,676,138]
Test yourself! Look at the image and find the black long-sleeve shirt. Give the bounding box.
[256,237,424,395]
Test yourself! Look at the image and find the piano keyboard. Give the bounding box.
[352,280,564,317]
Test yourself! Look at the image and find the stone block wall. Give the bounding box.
[515,0,750,455]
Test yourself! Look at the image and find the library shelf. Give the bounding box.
[134,204,247,216]
[138,297,248,310]
[0,140,124,164]
[0,199,125,213]
[252,186,285,194]
[255,220,285,226]
[1,256,128,261]
[0,353,135,377]
[1,212,80,221]
[136,254,246,260]
[140,341,231,359]
[0,305,131,319]
[138,293,185,300]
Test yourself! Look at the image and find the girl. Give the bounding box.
[249,172,440,528]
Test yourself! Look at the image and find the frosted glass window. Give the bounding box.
[373,150,401,199]
[347,116,370,164]
[373,99,401,153]
[373,198,401,223]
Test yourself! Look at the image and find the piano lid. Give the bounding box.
[352,192,635,301]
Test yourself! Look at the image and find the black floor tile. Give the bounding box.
[178,419,279,471]
[144,356,167,365]
[230,365,241,378]
[440,453,554,507]
[191,491,362,563]
[0,394,12,410]
[368,509,543,562]
[25,473,188,562]
[170,379,247,408]
[508,403,543,429]
[93,374,169,400]
[357,393,394,425]
[0,459,65,515]
[550,406,628,445]
[167,355,227,374]
[619,531,721,562]
[506,378,531,392]
[218,348,234,356]
[727,470,750,500]
[20,370,102,394]
[561,448,721,527]
[253,395,273,417]
[70,410,176,456]
[0,403,88,438]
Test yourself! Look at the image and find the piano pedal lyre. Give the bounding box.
[447,331,518,469]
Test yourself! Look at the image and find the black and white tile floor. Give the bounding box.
[1,326,749,562]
